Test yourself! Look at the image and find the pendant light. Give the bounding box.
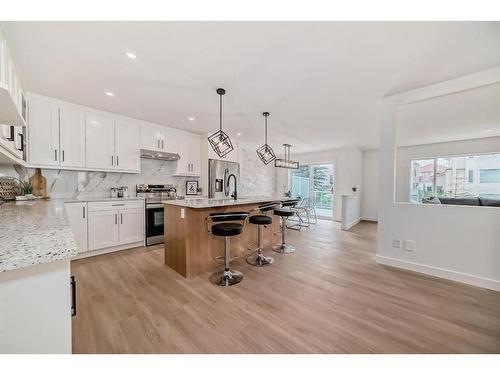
[208,88,234,158]
[256,112,276,165]
[275,144,299,169]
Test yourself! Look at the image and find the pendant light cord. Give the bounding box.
[265,116,268,144]
[219,93,223,132]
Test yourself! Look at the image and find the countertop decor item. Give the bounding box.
[30,168,48,198]
[0,177,22,200]
[256,112,276,165]
[186,180,199,196]
[208,88,234,158]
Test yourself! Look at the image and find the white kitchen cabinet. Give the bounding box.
[176,133,201,176]
[60,103,86,168]
[115,119,140,172]
[28,94,60,166]
[118,207,144,245]
[85,112,115,170]
[162,128,179,154]
[0,125,23,160]
[88,209,120,251]
[64,202,88,253]
[140,123,179,154]
[140,123,163,151]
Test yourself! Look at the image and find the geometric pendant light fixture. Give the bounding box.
[208,88,234,158]
[275,143,299,169]
[256,111,276,165]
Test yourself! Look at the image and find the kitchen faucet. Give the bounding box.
[227,173,238,200]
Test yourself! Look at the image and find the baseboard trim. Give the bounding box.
[74,241,145,260]
[361,216,378,222]
[376,255,500,292]
[341,218,361,231]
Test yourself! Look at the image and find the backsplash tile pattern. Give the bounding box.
[0,159,199,199]
[239,143,276,198]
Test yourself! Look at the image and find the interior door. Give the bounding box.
[60,103,86,168]
[28,94,60,166]
[88,210,119,250]
[115,119,140,172]
[85,112,115,170]
[119,208,144,245]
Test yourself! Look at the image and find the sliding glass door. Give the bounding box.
[290,163,334,219]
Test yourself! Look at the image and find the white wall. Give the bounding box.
[276,147,363,222]
[361,149,379,220]
[395,136,500,202]
[377,68,500,291]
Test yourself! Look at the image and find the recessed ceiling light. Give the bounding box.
[237,132,242,136]
[188,117,195,122]
[105,92,114,97]
[126,52,137,60]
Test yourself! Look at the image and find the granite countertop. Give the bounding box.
[0,199,77,272]
[162,197,292,209]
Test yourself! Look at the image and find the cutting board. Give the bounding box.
[30,168,48,198]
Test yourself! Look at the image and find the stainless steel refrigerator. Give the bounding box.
[208,159,240,199]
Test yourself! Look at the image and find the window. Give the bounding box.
[409,153,500,202]
[480,169,500,183]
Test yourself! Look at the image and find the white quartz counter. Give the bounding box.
[64,196,144,203]
[162,197,292,209]
[0,199,77,272]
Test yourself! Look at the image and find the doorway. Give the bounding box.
[290,163,334,219]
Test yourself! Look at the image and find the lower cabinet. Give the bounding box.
[87,200,144,252]
[64,202,88,253]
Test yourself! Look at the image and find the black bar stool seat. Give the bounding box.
[273,208,294,217]
[249,215,272,225]
[211,222,243,237]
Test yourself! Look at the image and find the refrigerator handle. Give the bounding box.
[223,168,228,196]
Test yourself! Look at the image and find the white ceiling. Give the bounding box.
[3,21,500,153]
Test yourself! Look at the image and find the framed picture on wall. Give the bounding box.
[186,180,199,196]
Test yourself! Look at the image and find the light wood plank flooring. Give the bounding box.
[71,220,500,353]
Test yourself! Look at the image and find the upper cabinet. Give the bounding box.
[176,133,201,176]
[85,113,140,173]
[28,93,140,173]
[140,123,179,154]
[0,27,27,127]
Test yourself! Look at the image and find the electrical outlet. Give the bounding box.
[403,240,415,252]
[392,239,401,248]
[180,208,185,219]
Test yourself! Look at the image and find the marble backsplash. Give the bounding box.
[239,142,276,198]
[0,158,200,199]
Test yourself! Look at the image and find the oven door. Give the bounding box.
[145,205,164,245]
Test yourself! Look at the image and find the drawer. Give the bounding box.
[88,200,144,212]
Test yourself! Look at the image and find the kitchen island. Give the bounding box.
[163,198,288,278]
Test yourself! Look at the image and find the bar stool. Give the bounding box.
[206,212,249,286]
[272,200,299,254]
[246,202,280,267]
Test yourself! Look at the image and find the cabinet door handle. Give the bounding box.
[82,206,86,219]
[62,150,65,162]
[120,213,123,224]
[157,139,160,149]
[161,140,164,149]
[115,213,118,225]
[17,133,24,151]
[70,276,77,317]
[111,155,114,166]
[117,155,119,166]
[54,149,57,161]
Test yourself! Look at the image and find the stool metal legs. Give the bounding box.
[246,225,274,266]
[272,216,296,254]
[217,236,243,286]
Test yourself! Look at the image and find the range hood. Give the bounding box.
[140,149,181,161]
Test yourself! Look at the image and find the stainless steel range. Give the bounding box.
[136,184,179,246]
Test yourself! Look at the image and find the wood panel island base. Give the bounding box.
[163,199,284,278]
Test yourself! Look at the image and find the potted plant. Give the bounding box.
[21,181,34,199]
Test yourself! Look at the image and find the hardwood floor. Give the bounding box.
[71,220,500,353]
